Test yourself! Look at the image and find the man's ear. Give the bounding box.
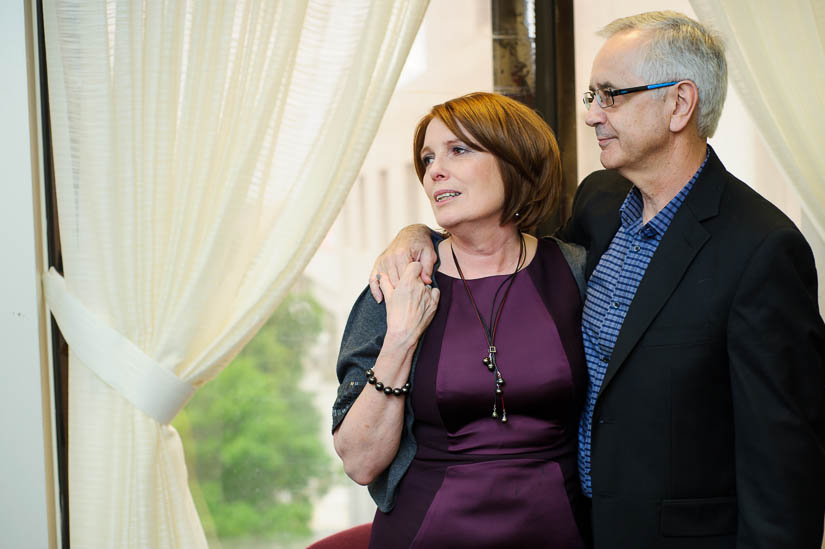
[669,80,699,133]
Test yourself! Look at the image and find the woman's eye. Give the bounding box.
[421,155,434,166]
[451,146,468,155]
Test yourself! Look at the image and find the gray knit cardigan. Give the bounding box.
[331,236,585,512]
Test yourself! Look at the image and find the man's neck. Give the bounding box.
[623,140,708,224]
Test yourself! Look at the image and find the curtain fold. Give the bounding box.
[689,0,825,238]
[42,0,428,546]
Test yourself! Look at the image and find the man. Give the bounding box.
[368,11,825,548]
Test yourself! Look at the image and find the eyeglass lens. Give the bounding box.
[583,89,613,109]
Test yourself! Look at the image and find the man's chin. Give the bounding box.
[599,149,622,170]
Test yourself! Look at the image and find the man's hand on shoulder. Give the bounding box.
[369,224,437,303]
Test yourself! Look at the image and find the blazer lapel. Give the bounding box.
[596,150,726,399]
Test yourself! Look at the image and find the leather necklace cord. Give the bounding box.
[450,233,526,422]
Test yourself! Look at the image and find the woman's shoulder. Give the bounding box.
[537,236,586,299]
[540,236,584,266]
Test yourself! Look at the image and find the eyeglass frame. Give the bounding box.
[582,81,680,110]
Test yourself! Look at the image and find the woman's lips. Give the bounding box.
[434,190,461,203]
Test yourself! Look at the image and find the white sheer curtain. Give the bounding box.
[41,1,428,546]
[690,0,825,239]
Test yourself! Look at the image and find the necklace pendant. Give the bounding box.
[485,348,496,371]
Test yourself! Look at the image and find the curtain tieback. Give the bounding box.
[43,268,195,424]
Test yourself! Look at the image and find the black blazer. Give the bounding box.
[560,148,825,548]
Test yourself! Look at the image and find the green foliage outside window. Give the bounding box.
[174,286,332,544]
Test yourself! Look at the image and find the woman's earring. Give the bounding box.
[514,211,521,218]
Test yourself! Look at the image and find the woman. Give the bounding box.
[332,92,588,548]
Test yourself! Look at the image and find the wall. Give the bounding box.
[0,1,57,547]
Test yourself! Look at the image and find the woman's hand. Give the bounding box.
[369,224,437,303]
[380,262,439,349]
[334,262,439,485]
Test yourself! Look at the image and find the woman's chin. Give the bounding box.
[433,215,458,232]
[436,219,507,238]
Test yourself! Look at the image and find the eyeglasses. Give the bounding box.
[582,81,679,110]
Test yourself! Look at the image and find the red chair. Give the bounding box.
[307,523,372,548]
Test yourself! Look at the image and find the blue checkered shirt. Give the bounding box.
[577,151,709,497]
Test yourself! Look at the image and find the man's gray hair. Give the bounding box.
[600,11,727,138]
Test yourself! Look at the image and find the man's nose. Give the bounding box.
[585,100,606,128]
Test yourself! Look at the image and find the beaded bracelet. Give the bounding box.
[365,368,410,396]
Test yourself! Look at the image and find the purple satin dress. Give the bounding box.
[370,242,587,548]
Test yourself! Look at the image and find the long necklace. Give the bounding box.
[450,234,526,423]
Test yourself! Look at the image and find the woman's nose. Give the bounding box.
[428,157,448,180]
